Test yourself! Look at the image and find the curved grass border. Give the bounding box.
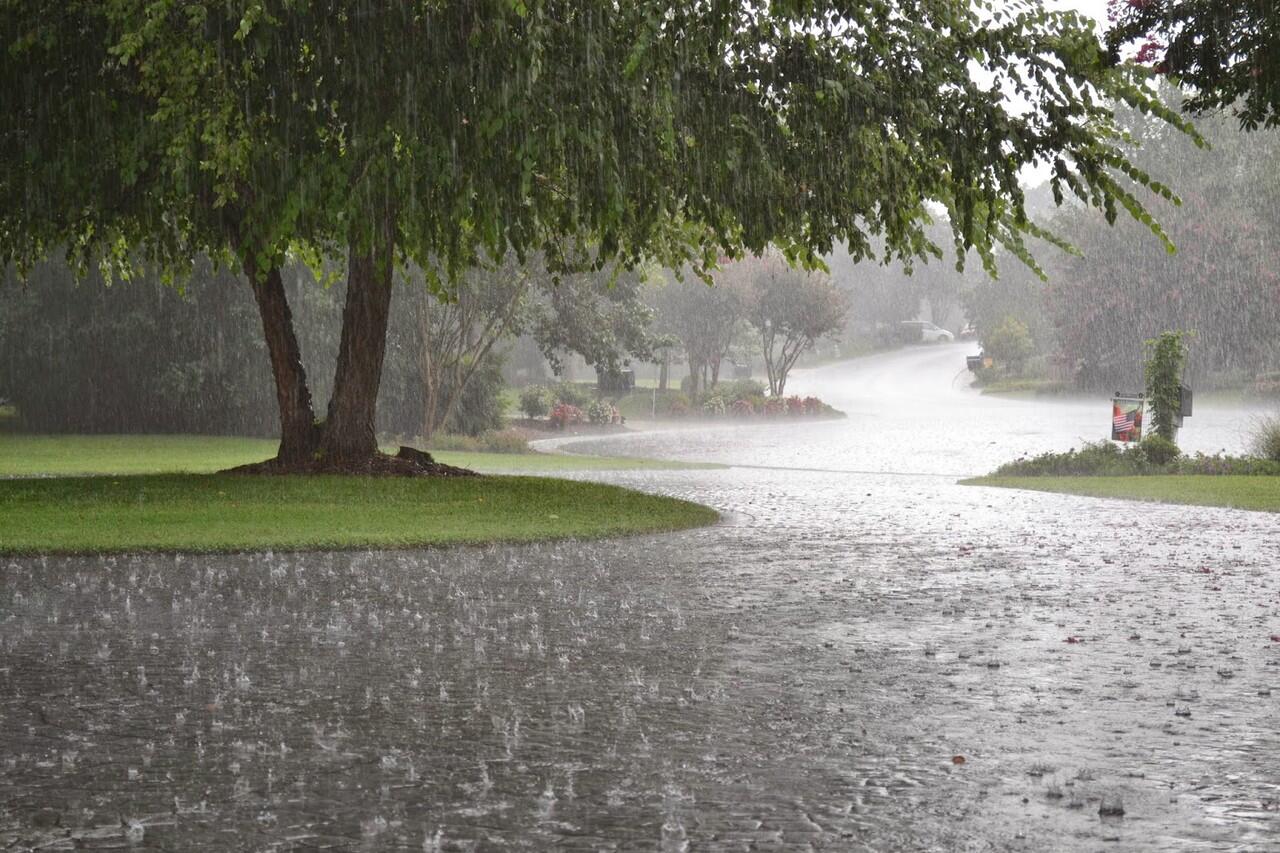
[0,434,720,478]
[0,474,720,556]
[962,474,1280,513]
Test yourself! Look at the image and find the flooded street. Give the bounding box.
[4,346,1279,850]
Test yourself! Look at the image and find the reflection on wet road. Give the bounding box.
[3,345,1277,850]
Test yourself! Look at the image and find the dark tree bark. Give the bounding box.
[320,229,396,463]
[223,212,475,478]
[246,262,319,465]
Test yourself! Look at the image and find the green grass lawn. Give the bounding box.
[0,474,719,555]
[964,475,1280,513]
[975,377,1074,397]
[0,433,712,478]
[0,433,720,555]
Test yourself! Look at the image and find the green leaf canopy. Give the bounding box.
[3,0,1191,277]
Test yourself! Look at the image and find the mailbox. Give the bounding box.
[1174,385,1192,427]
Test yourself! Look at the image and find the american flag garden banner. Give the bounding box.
[1111,397,1144,443]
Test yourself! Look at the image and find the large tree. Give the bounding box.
[1107,0,1280,129]
[2,1,1192,472]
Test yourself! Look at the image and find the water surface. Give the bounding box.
[3,346,1277,850]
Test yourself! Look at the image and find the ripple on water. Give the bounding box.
[3,357,1279,848]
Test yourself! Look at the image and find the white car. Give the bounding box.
[900,320,955,343]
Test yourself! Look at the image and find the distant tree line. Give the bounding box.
[961,89,1280,392]
[1,247,854,435]
[1,259,279,435]
[0,254,650,437]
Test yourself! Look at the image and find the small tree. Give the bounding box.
[651,269,744,398]
[414,258,531,442]
[742,255,848,397]
[1144,330,1193,441]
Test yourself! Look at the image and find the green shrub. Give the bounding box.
[478,428,529,453]
[719,378,767,401]
[983,317,1035,374]
[429,429,531,454]
[553,382,592,408]
[442,357,507,436]
[1140,434,1181,466]
[1173,453,1280,476]
[992,440,1280,478]
[993,441,1151,477]
[427,433,482,452]
[1250,413,1280,462]
[613,391,654,420]
[519,385,553,419]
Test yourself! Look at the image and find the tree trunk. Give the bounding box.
[320,231,395,463]
[417,297,442,443]
[420,363,442,444]
[658,355,668,391]
[246,263,319,465]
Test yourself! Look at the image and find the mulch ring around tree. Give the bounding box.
[223,446,478,478]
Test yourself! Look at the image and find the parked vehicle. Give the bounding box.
[899,320,955,343]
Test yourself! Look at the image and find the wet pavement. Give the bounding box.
[3,345,1278,850]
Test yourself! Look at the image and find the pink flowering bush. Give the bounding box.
[549,403,584,429]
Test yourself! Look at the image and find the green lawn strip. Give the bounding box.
[0,434,708,477]
[976,378,1074,397]
[963,475,1280,513]
[430,449,720,472]
[0,434,280,476]
[0,474,719,555]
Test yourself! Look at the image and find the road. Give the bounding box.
[2,346,1277,851]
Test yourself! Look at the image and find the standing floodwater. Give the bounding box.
[3,347,1278,850]
[562,343,1262,476]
